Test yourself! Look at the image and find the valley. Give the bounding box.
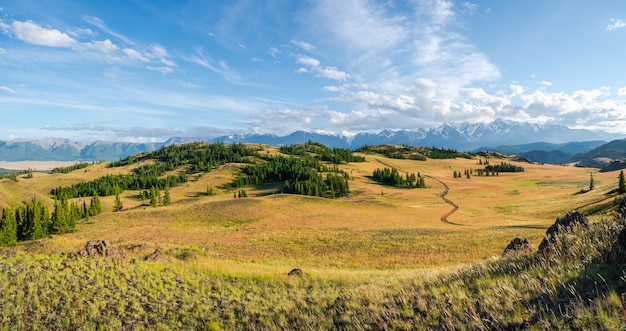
[0,142,624,329]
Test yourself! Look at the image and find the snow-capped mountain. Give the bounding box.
[0,119,623,162]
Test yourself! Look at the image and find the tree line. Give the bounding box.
[50,162,92,174]
[280,141,365,164]
[0,194,102,246]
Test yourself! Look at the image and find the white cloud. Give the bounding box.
[0,86,15,94]
[0,47,5,54]
[618,86,626,96]
[539,80,552,87]
[268,47,279,58]
[147,66,174,75]
[295,56,350,81]
[123,48,149,62]
[296,56,320,67]
[149,44,168,58]
[79,39,118,53]
[318,66,350,81]
[291,40,316,52]
[83,15,134,45]
[607,18,626,31]
[10,20,76,48]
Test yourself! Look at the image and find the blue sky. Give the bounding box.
[1,0,626,142]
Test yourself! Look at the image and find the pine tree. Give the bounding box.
[163,186,171,205]
[619,170,626,194]
[0,207,17,246]
[89,192,102,216]
[114,192,123,212]
[589,173,595,191]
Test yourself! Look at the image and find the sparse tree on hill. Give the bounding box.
[163,186,171,205]
[114,192,123,212]
[589,173,595,191]
[619,170,626,194]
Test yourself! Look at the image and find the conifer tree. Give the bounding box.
[619,170,626,194]
[163,186,171,205]
[89,192,102,216]
[0,207,17,246]
[114,192,123,211]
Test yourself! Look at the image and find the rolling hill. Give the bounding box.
[0,141,624,329]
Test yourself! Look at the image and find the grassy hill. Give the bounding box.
[0,142,624,329]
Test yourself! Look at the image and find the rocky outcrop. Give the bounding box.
[76,240,126,258]
[538,211,589,252]
[502,238,531,256]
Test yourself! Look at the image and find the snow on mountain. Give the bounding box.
[0,119,623,162]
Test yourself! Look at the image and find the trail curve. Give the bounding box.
[374,158,465,226]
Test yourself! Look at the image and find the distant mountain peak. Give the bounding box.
[0,119,623,162]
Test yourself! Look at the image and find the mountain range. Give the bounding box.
[1,119,624,164]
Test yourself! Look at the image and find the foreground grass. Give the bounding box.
[2,215,625,330]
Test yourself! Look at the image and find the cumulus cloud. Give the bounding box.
[618,86,626,96]
[607,18,626,31]
[295,55,350,81]
[1,18,176,74]
[10,20,76,47]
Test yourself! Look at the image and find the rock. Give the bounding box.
[538,211,589,252]
[502,237,531,256]
[288,268,303,277]
[144,249,167,261]
[76,240,126,258]
[606,226,626,263]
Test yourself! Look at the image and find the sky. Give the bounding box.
[1,0,626,142]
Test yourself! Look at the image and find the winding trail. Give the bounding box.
[422,174,464,226]
[374,158,464,226]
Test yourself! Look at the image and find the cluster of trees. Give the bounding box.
[0,195,101,246]
[4,172,19,182]
[355,145,427,161]
[232,154,351,198]
[50,162,92,174]
[109,142,258,173]
[476,162,525,176]
[453,169,472,179]
[283,173,349,198]
[52,142,261,200]
[421,147,472,159]
[372,167,426,188]
[280,141,365,164]
[356,145,472,160]
[50,172,186,199]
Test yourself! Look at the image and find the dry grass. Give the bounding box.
[2,152,619,277]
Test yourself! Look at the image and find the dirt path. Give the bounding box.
[374,158,464,226]
[422,174,465,226]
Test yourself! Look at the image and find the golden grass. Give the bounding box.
[2,152,621,277]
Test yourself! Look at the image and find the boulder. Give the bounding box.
[502,237,531,256]
[76,240,126,258]
[288,268,303,277]
[538,211,589,252]
[144,249,167,261]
